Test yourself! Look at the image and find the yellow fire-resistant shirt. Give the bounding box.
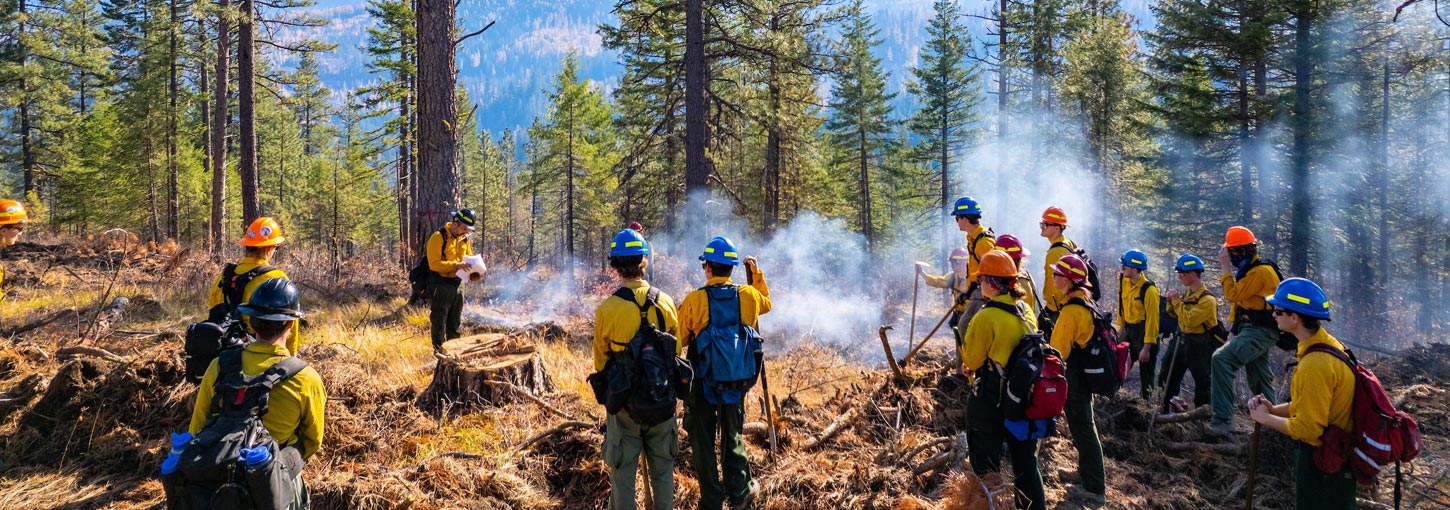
[1042,236,1078,312]
[922,270,971,312]
[592,280,680,372]
[426,228,473,276]
[961,294,1038,371]
[1017,271,1042,317]
[189,342,327,459]
[678,269,772,352]
[208,256,302,354]
[1116,274,1162,344]
[1219,256,1280,320]
[1286,329,1355,446]
[1168,286,1219,334]
[1050,289,1094,360]
[963,225,997,285]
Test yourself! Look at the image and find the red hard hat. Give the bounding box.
[1053,254,1090,285]
[949,247,971,262]
[1041,206,1069,226]
[628,221,643,232]
[995,234,1029,260]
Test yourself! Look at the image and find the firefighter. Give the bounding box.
[426,209,478,351]
[1037,206,1076,336]
[594,229,679,510]
[0,199,26,310]
[1248,277,1355,510]
[1117,249,1161,401]
[678,236,771,510]
[993,234,1041,316]
[916,247,972,347]
[1049,254,1107,505]
[961,250,1046,510]
[951,197,997,334]
[1160,254,1218,413]
[209,217,303,354]
[1209,226,1280,438]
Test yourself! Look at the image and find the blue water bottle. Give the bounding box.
[159,432,192,475]
[240,445,273,468]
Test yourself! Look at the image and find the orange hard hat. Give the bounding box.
[1224,226,1257,248]
[1041,206,1068,226]
[240,217,285,247]
[973,250,1019,279]
[0,199,27,226]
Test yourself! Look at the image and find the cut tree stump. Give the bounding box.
[420,333,555,411]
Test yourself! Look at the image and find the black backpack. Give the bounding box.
[183,264,276,384]
[595,287,690,426]
[1066,297,1128,396]
[173,349,307,510]
[982,301,1068,422]
[1052,240,1102,303]
[407,227,449,305]
[1234,258,1298,351]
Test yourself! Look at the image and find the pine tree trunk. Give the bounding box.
[566,109,576,282]
[415,0,460,250]
[19,0,33,198]
[398,79,412,264]
[764,56,781,235]
[167,0,180,240]
[211,0,230,255]
[941,113,950,267]
[1236,6,1253,226]
[238,0,259,223]
[858,128,873,252]
[684,0,709,199]
[1287,4,1315,276]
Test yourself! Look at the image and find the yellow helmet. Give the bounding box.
[0,199,27,226]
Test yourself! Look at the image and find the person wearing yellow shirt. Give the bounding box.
[1037,206,1075,336]
[1249,277,1355,510]
[188,278,326,509]
[426,209,478,351]
[209,217,302,354]
[960,250,1045,510]
[916,247,972,352]
[592,229,679,510]
[678,236,770,510]
[1116,249,1161,401]
[1210,226,1281,437]
[1160,254,1219,413]
[993,234,1041,316]
[1049,254,1106,505]
[950,197,997,335]
[0,199,27,314]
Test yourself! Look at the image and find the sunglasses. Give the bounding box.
[1,225,23,232]
[1272,308,1294,317]
[1039,222,1060,229]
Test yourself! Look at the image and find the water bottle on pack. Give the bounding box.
[159,432,192,475]
[240,445,273,468]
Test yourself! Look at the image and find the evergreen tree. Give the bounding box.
[826,0,895,252]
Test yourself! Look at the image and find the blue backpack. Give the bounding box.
[692,285,764,405]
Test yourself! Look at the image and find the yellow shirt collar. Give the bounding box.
[245,341,292,357]
[1295,328,1345,359]
[706,276,734,286]
[240,255,271,265]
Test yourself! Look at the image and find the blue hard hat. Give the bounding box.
[951,196,982,216]
[1120,249,1148,270]
[609,229,649,257]
[238,278,305,321]
[1174,254,1205,273]
[699,236,740,265]
[1266,277,1331,320]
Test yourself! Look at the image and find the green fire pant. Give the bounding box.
[429,279,463,348]
[684,385,750,510]
[604,411,677,510]
[1210,324,1277,428]
[1160,334,1215,413]
[966,389,1046,510]
[1294,443,1357,510]
[1065,365,1106,495]
[1123,322,1159,400]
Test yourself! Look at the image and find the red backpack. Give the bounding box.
[1305,344,1421,492]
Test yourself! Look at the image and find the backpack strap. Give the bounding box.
[969,229,996,263]
[981,300,1035,336]
[610,286,667,347]
[1305,343,1358,367]
[248,356,309,390]
[221,264,277,309]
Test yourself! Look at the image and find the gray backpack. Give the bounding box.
[172,349,308,510]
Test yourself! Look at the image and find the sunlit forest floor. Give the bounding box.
[0,235,1447,510]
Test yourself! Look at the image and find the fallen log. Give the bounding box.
[743,421,769,438]
[2,309,76,338]
[481,380,579,422]
[799,408,857,451]
[515,420,596,453]
[1154,405,1213,424]
[55,346,125,363]
[421,333,555,410]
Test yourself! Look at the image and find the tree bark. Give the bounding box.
[167,0,180,240]
[238,0,260,223]
[211,0,230,256]
[858,128,873,252]
[397,75,412,264]
[414,0,461,250]
[19,0,33,198]
[684,0,709,200]
[1287,4,1315,276]
[763,55,781,235]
